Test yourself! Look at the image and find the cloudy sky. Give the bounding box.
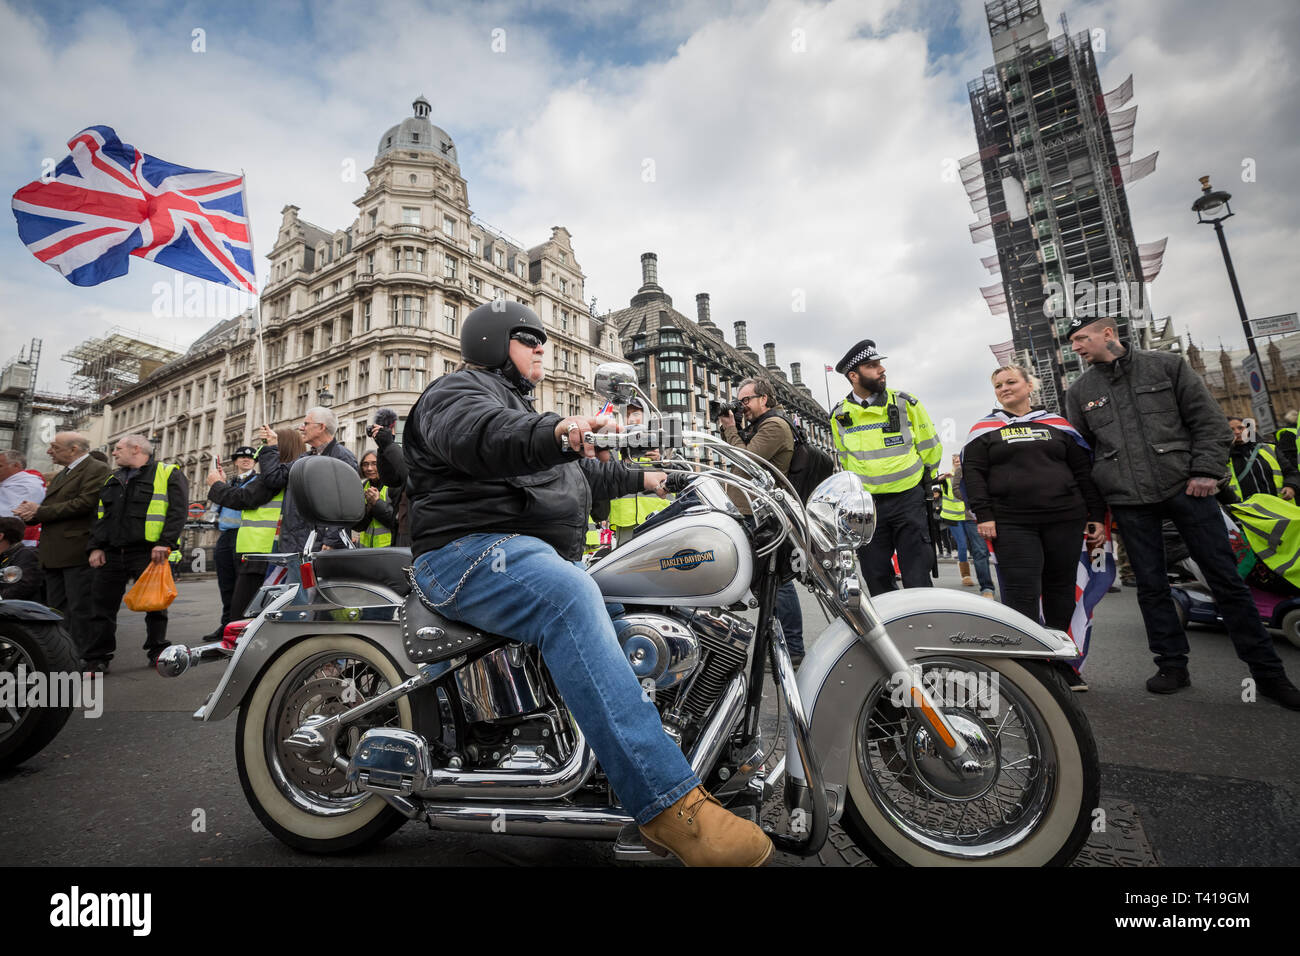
[2,0,1297,460]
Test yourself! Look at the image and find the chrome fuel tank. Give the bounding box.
[589,510,753,606]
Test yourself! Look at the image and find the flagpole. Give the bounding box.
[823,365,833,414]
[239,170,269,428]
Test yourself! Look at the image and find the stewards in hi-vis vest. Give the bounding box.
[831,339,943,595]
[357,451,399,548]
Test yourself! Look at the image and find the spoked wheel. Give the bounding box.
[0,621,79,770]
[842,658,1099,866]
[236,636,416,853]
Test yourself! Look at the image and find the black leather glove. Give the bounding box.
[373,426,394,449]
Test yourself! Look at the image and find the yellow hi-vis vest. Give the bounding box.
[235,490,284,555]
[830,390,942,495]
[939,477,967,522]
[1226,492,1300,588]
[1229,443,1284,501]
[359,485,393,548]
[97,462,180,545]
[607,457,672,529]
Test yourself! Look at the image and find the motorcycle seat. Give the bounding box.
[313,547,413,596]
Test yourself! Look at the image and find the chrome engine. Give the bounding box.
[649,608,755,748]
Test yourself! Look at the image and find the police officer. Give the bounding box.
[207,428,308,622]
[208,445,258,639]
[85,433,188,672]
[832,340,942,595]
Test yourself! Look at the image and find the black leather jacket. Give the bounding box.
[404,367,646,561]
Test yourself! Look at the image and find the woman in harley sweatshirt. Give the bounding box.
[963,365,1107,632]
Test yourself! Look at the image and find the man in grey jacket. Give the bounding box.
[1065,316,1300,709]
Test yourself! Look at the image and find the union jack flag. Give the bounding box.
[597,400,614,416]
[11,126,255,292]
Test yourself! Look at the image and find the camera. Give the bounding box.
[368,407,398,439]
[709,399,745,423]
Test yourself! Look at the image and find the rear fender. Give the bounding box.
[786,588,1078,821]
[195,588,420,722]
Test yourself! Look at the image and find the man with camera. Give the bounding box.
[718,377,805,665]
[367,407,409,546]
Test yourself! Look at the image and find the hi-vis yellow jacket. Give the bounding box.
[831,390,942,495]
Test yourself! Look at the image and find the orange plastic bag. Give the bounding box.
[124,560,178,612]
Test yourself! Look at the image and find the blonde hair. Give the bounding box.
[990,364,1041,395]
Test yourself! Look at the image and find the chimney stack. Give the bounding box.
[791,362,803,385]
[696,293,712,324]
[640,252,659,288]
[734,321,749,350]
[764,343,778,369]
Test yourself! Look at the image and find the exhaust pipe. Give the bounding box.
[420,803,634,840]
[156,641,232,677]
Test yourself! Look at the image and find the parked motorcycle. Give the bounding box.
[159,363,1100,865]
[0,567,80,769]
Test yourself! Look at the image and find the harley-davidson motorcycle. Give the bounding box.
[159,363,1100,865]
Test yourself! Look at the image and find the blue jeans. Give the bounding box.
[946,520,995,591]
[412,533,699,824]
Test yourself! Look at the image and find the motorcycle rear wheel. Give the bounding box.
[0,621,79,769]
[841,658,1099,866]
[236,635,415,853]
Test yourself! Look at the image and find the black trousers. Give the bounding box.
[214,529,238,629]
[857,482,933,596]
[44,563,96,657]
[86,546,169,663]
[228,558,269,626]
[992,518,1085,631]
[1113,493,1285,677]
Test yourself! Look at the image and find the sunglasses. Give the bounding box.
[511,331,545,349]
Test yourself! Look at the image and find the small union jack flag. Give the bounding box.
[11,126,255,292]
[597,400,614,416]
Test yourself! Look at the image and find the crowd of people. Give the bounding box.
[826,315,1300,710]
[5,298,1300,867]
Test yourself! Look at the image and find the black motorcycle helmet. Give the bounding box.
[460,300,548,367]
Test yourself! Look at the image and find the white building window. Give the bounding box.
[470,236,480,256]
[402,206,421,225]
[493,248,505,268]
[444,255,458,279]
[444,303,458,335]
[443,215,456,237]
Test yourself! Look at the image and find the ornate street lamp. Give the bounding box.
[317,387,334,407]
[1193,176,1274,430]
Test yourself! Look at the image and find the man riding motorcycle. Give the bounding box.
[404,301,772,866]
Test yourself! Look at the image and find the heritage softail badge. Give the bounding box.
[660,548,716,572]
[948,632,1023,646]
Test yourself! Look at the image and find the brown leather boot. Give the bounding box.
[959,561,974,587]
[639,787,773,867]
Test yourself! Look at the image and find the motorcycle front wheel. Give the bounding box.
[236,635,415,853]
[0,620,79,770]
[842,658,1099,866]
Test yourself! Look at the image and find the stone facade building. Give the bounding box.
[607,253,832,452]
[1187,334,1300,428]
[101,96,623,499]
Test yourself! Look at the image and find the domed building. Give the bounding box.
[100,96,625,498]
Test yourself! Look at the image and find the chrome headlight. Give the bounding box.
[807,472,875,551]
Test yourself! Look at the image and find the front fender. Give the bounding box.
[786,588,1078,820]
[195,590,420,722]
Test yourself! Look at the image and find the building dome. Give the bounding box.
[376,96,458,167]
